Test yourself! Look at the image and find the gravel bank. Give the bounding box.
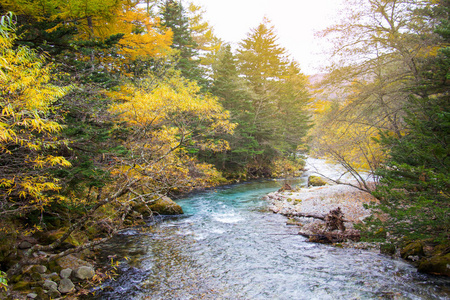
[267,184,378,223]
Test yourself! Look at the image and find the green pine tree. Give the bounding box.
[159,0,205,86]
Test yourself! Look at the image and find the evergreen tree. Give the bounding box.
[236,18,310,175]
[159,0,205,86]
[209,44,260,176]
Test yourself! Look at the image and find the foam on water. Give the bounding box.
[88,170,449,300]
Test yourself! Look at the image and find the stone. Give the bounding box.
[42,272,59,281]
[148,196,183,215]
[58,278,75,294]
[18,241,33,249]
[400,241,425,260]
[56,254,93,270]
[48,288,61,298]
[26,293,38,299]
[308,175,327,187]
[73,266,95,280]
[60,268,73,279]
[31,265,47,274]
[42,279,58,291]
[418,253,450,277]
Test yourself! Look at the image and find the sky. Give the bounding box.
[192,0,345,75]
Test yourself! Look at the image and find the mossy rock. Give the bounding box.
[56,254,93,270]
[418,253,450,276]
[308,176,327,187]
[148,196,183,215]
[34,229,85,248]
[400,241,425,260]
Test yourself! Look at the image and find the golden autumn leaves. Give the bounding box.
[0,15,71,208]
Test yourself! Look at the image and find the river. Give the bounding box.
[89,160,450,300]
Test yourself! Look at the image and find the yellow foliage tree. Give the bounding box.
[0,14,70,213]
[107,73,235,195]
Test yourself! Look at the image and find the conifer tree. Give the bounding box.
[159,0,205,86]
[236,18,310,175]
[210,44,259,175]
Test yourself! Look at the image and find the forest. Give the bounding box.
[0,0,448,296]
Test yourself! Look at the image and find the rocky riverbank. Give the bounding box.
[265,179,450,277]
[2,196,184,299]
[265,182,378,243]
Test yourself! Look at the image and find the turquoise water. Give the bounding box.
[92,179,450,299]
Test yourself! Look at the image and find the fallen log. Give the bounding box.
[279,211,326,220]
[299,230,361,243]
[280,211,351,223]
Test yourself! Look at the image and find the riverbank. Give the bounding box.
[265,183,379,246]
[266,180,450,277]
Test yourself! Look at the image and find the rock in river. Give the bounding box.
[149,196,183,215]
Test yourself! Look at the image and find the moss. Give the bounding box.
[10,274,22,283]
[418,253,450,276]
[308,176,327,187]
[148,196,183,215]
[13,280,32,291]
[400,241,425,259]
[380,243,396,255]
[47,260,62,273]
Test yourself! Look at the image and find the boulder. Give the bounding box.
[418,253,450,277]
[31,265,47,274]
[308,176,327,187]
[148,196,183,215]
[42,279,58,291]
[56,254,93,270]
[18,241,33,249]
[60,268,73,279]
[400,241,425,260]
[58,278,75,294]
[73,266,95,280]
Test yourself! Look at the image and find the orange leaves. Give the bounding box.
[100,7,173,61]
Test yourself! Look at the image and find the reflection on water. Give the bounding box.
[91,178,450,300]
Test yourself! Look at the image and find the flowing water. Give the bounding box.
[91,160,450,300]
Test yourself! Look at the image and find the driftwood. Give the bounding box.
[294,207,360,244]
[298,230,361,243]
[278,183,293,192]
[280,209,350,223]
[324,207,346,231]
